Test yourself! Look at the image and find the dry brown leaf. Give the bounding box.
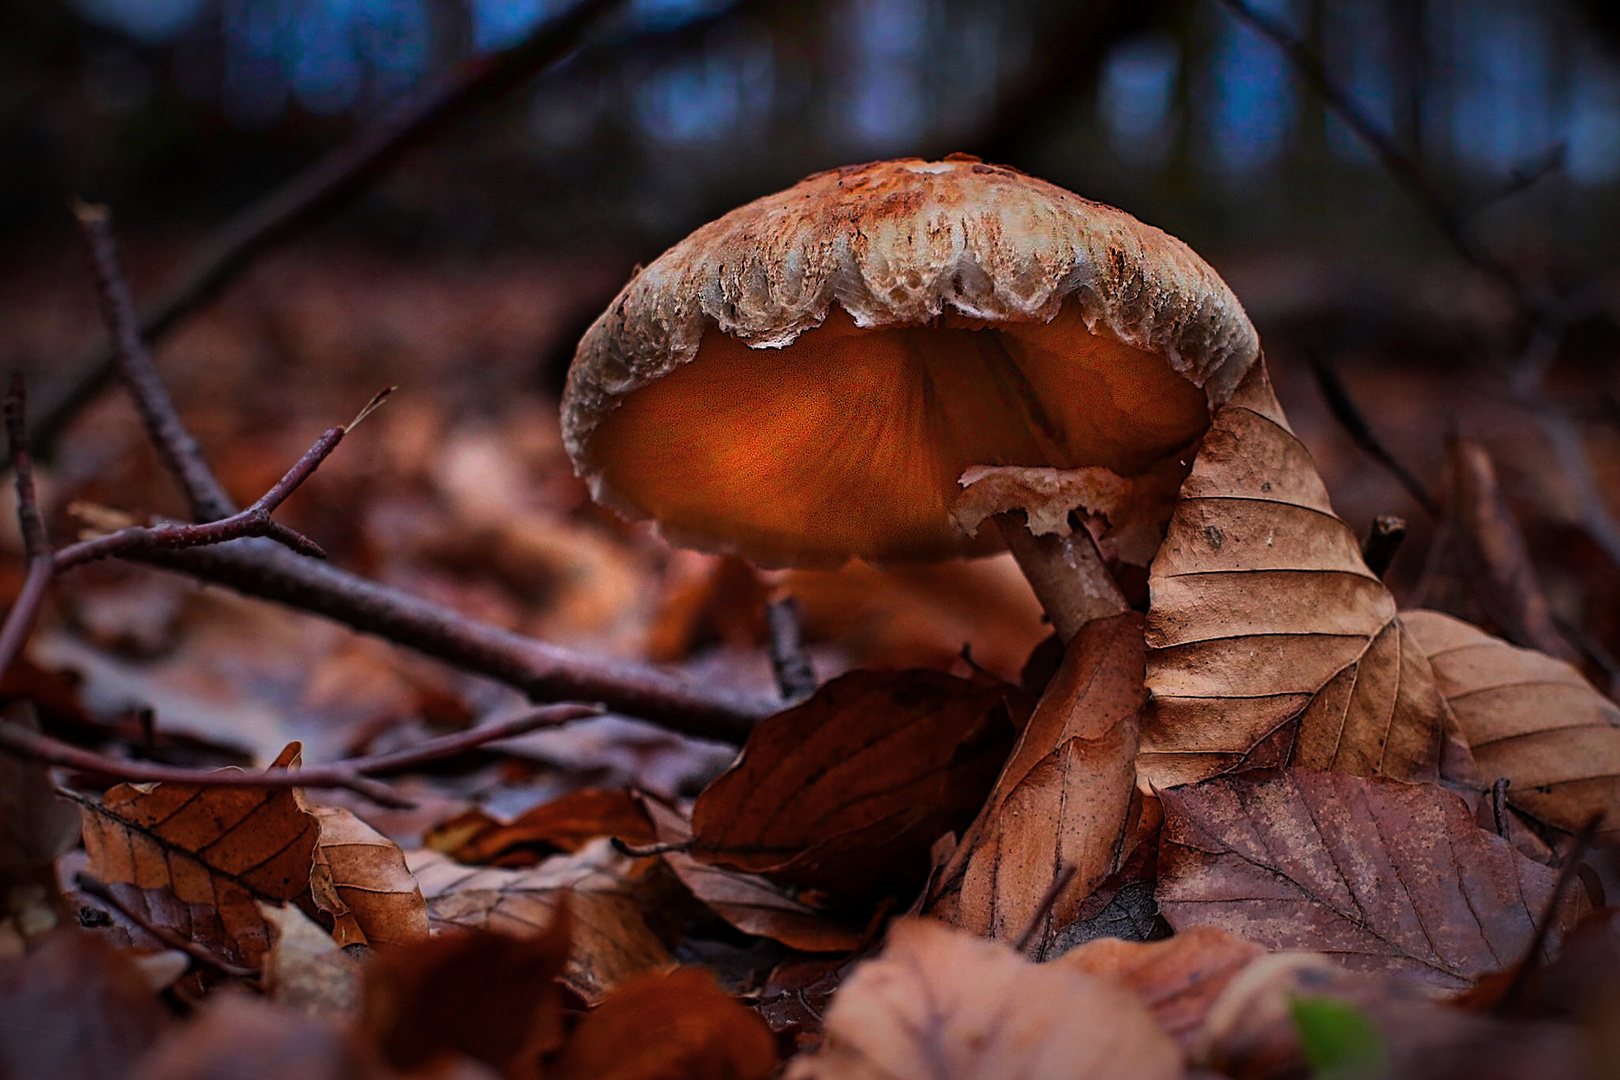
[77,881,262,972]
[133,994,386,1080]
[78,743,319,968]
[361,900,571,1080]
[308,805,428,947]
[785,918,1182,1080]
[1191,950,1590,1080]
[689,669,1024,898]
[260,901,360,1016]
[1406,609,1620,843]
[1056,926,1266,1053]
[0,930,168,1080]
[408,839,672,1004]
[426,789,657,867]
[1156,768,1584,989]
[641,796,860,953]
[550,967,778,1080]
[927,612,1145,955]
[1421,438,1580,662]
[1142,364,1461,789]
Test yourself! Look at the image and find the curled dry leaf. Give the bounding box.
[308,805,428,947]
[360,900,571,1080]
[0,930,167,1080]
[641,796,860,954]
[1056,926,1266,1054]
[425,788,658,867]
[1142,365,1465,789]
[78,743,319,968]
[951,459,1188,567]
[927,611,1145,955]
[689,669,1025,899]
[550,967,778,1080]
[1406,609,1620,844]
[408,839,672,1004]
[785,918,1182,1080]
[1156,768,1585,990]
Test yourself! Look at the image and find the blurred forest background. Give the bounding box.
[3,0,1620,764]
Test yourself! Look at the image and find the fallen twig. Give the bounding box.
[0,702,602,809]
[766,596,817,702]
[0,378,54,672]
[1304,350,1440,518]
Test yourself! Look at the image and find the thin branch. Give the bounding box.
[126,538,772,742]
[1212,0,1544,316]
[74,203,237,523]
[31,0,633,455]
[52,421,351,570]
[1360,515,1407,579]
[75,873,260,979]
[0,702,602,809]
[1304,350,1441,518]
[1494,812,1601,1015]
[0,378,56,676]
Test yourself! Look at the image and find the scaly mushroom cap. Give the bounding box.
[562,156,1259,567]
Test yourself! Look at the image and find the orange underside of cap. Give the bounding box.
[588,303,1209,565]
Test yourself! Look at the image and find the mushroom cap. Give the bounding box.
[563,157,1259,567]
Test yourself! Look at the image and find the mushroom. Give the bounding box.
[562,157,1259,644]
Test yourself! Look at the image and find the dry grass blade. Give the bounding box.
[1156,768,1586,990]
[1142,364,1459,789]
[1406,609,1620,844]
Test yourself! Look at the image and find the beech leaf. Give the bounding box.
[1156,768,1584,989]
[408,839,672,1004]
[784,918,1182,1080]
[425,789,657,866]
[641,796,861,953]
[1142,365,1460,789]
[1406,609,1620,843]
[927,611,1145,954]
[307,806,427,947]
[689,669,1025,898]
[551,967,778,1080]
[78,743,319,967]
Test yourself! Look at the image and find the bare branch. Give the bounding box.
[0,702,602,809]
[52,420,354,571]
[0,378,55,677]
[75,203,237,523]
[125,538,772,742]
[1303,350,1441,519]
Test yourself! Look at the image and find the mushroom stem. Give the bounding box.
[994,512,1127,644]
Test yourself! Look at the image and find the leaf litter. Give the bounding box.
[4,234,1620,1080]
